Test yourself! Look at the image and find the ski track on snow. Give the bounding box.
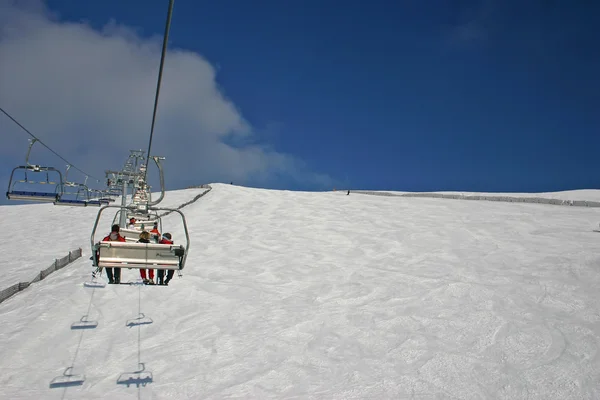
[0,183,600,399]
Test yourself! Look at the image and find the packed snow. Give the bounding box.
[1,183,600,399]
[355,188,600,203]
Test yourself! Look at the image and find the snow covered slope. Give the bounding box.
[1,183,600,399]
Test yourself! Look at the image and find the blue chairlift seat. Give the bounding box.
[54,199,88,207]
[86,200,104,207]
[6,190,59,202]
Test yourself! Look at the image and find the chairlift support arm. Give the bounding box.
[25,138,38,166]
[148,156,166,206]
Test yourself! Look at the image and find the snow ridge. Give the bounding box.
[350,190,600,207]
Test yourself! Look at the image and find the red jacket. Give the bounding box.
[103,233,126,242]
[96,232,126,265]
[159,238,173,245]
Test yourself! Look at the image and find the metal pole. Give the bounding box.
[119,179,128,228]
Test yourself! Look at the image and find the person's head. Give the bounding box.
[153,222,158,228]
[139,231,150,240]
[162,232,172,241]
[109,224,120,240]
[129,217,136,224]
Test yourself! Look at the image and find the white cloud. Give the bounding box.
[0,0,333,193]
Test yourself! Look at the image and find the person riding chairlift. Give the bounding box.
[157,232,174,285]
[128,217,136,230]
[102,224,126,284]
[137,231,155,285]
[150,222,160,243]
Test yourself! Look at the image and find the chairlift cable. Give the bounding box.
[143,0,175,183]
[0,106,102,183]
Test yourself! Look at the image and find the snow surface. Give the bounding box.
[356,189,600,203]
[1,183,600,399]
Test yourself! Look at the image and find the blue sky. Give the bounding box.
[1,0,598,205]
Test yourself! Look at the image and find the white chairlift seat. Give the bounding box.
[94,241,185,270]
[119,227,144,242]
[133,219,159,230]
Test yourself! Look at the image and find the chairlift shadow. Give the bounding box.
[49,366,85,388]
[127,280,146,286]
[126,312,153,328]
[83,280,106,288]
[116,279,146,286]
[116,363,153,388]
[71,315,98,330]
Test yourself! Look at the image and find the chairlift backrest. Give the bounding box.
[95,241,184,270]
[120,227,145,242]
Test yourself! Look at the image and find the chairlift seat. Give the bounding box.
[6,190,59,202]
[120,228,145,242]
[16,180,57,185]
[133,220,159,229]
[94,241,185,270]
[54,199,88,207]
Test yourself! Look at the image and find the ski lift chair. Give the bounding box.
[6,165,63,202]
[85,190,109,207]
[54,182,91,207]
[119,212,163,243]
[112,209,162,231]
[91,205,189,272]
[6,139,64,202]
